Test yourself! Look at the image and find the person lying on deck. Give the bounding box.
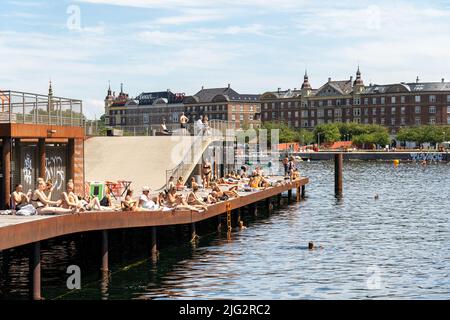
[11,184,30,210]
[31,178,74,215]
[210,182,240,200]
[61,180,104,212]
[187,184,214,209]
[166,187,206,212]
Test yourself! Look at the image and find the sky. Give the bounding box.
[1,0,450,119]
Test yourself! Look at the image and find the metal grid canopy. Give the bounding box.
[0,90,83,127]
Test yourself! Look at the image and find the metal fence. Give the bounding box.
[0,90,83,126]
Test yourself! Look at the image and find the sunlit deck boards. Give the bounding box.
[0,177,308,251]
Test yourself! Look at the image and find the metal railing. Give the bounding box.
[0,90,84,127]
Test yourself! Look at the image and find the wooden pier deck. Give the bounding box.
[0,177,309,251]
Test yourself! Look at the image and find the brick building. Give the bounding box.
[261,68,450,134]
[183,85,261,129]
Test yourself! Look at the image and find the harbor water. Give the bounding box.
[1,161,449,299]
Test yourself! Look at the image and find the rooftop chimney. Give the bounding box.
[201,85,204,90]
[227,83,230,89]
[328,77,331,82]
[442,78,445,83]
[277,87,281,93]
[350,76,353,83]
[416,76,420,83]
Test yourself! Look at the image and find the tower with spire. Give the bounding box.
[104,81,115,125]
[353,66,364,94]
[48,80,54,112]
[301,70,312,97]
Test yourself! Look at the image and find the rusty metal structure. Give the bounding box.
[0,89,84,209]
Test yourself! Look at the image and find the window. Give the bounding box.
[381,97,385,104]
[447,95,450,103]
[301,110,308,117]
[264,112,268,119]
[231,114,236,121]
[327,109,333,117]
[353,108,361,116]
[232,105,236,112]
[364,98,369,105]
[354,98,361,105]
[288,111,292,117]
[364,108,369,116]
[240,114,244,121]
[372,97,377,105]
[401,96,406,104]
[295,120,299,127]
[249,115,253,121]
[415,95,421,103]
[310,120,315,127]
[240,106,244,112]
[335,109,342,117]
[310,101,315,107]
[429,106,436,114]
[391,96,396,104]
[391,118,395,125]
[372,108,377,116]
[327,100,332,106]
[429,117,436,124]
[250,105,254,111]
[380,118,385,125]
[302,120,309,127]
[317,109,324,117]
[317,119,324,125]
[381,107,385,115]
[288,102,291,107]
[346,109,351,116]
[302,101,308,107]
[264,103,268,110]
[272,112,276,118]
[429,95,436,103]
[318,100,323,107]
[143,114,149,124]
[401,117,406,125]
[391,107,396,114]
[346,99,351,106]
[448,116,450,125]
[336,99,341,106]
[415,106,421,114]
[295,111,299,117]
[401,106,406,114]
[311,110,315,117]
[415,117,421,125]
[448,106,450,113]
[281,111,284,117]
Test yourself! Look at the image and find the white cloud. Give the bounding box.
[84,98,105,118]
[136,30,199,46]
[152,9,223,25]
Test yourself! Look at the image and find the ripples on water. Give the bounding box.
[1,161,449,299]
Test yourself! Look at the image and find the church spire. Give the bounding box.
[301,69,311,90]
[353,65,364,87]
[48,80,53,97]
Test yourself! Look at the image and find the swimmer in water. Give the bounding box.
[374,193,379,200]
[308,241,323,250]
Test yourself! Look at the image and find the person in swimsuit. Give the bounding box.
[179,112,188,129]
[186,184,209,210]
[11,184,29,210]
[202,160,212,188]
[31,178,74,215]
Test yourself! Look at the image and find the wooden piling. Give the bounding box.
[190,222,197,241]
[30,241,41,300]
[287,189,292,204]
[301,185,306,199]
[335,153,343,197]
[296,186,301,202]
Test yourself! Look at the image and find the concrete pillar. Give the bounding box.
[335,153,343,197]
[38,138,46,179]
[29,241,41,300]
[101,230,108,274]
[2,137,11,209]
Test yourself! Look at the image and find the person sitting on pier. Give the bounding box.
[100,186,114,208]
[11,184,30,210]
[176,177,186,191]
[44,179,56,201]
[240,165,248,178]
[31,178,74,215]
[160,119,171,135]
[138,186,159,210]
[121,189,140,211]
[186,184,210,209]
[166,176,175,193]
[255,166,264,177]
[291,168,300,181]
[60,180,84,212]
[166,187,206,212]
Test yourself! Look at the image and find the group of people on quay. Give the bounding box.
[8,157,300,216]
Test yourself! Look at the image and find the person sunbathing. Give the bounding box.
[11,184,30,210]
[210,183,240,199]
[249,175,261,189]
[31,178,74,215]
[167,187,206,212]
[186,185,209,210]
[60,180,84,211]
[121,189,140,211]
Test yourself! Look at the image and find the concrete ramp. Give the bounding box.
[85,136,203,192]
